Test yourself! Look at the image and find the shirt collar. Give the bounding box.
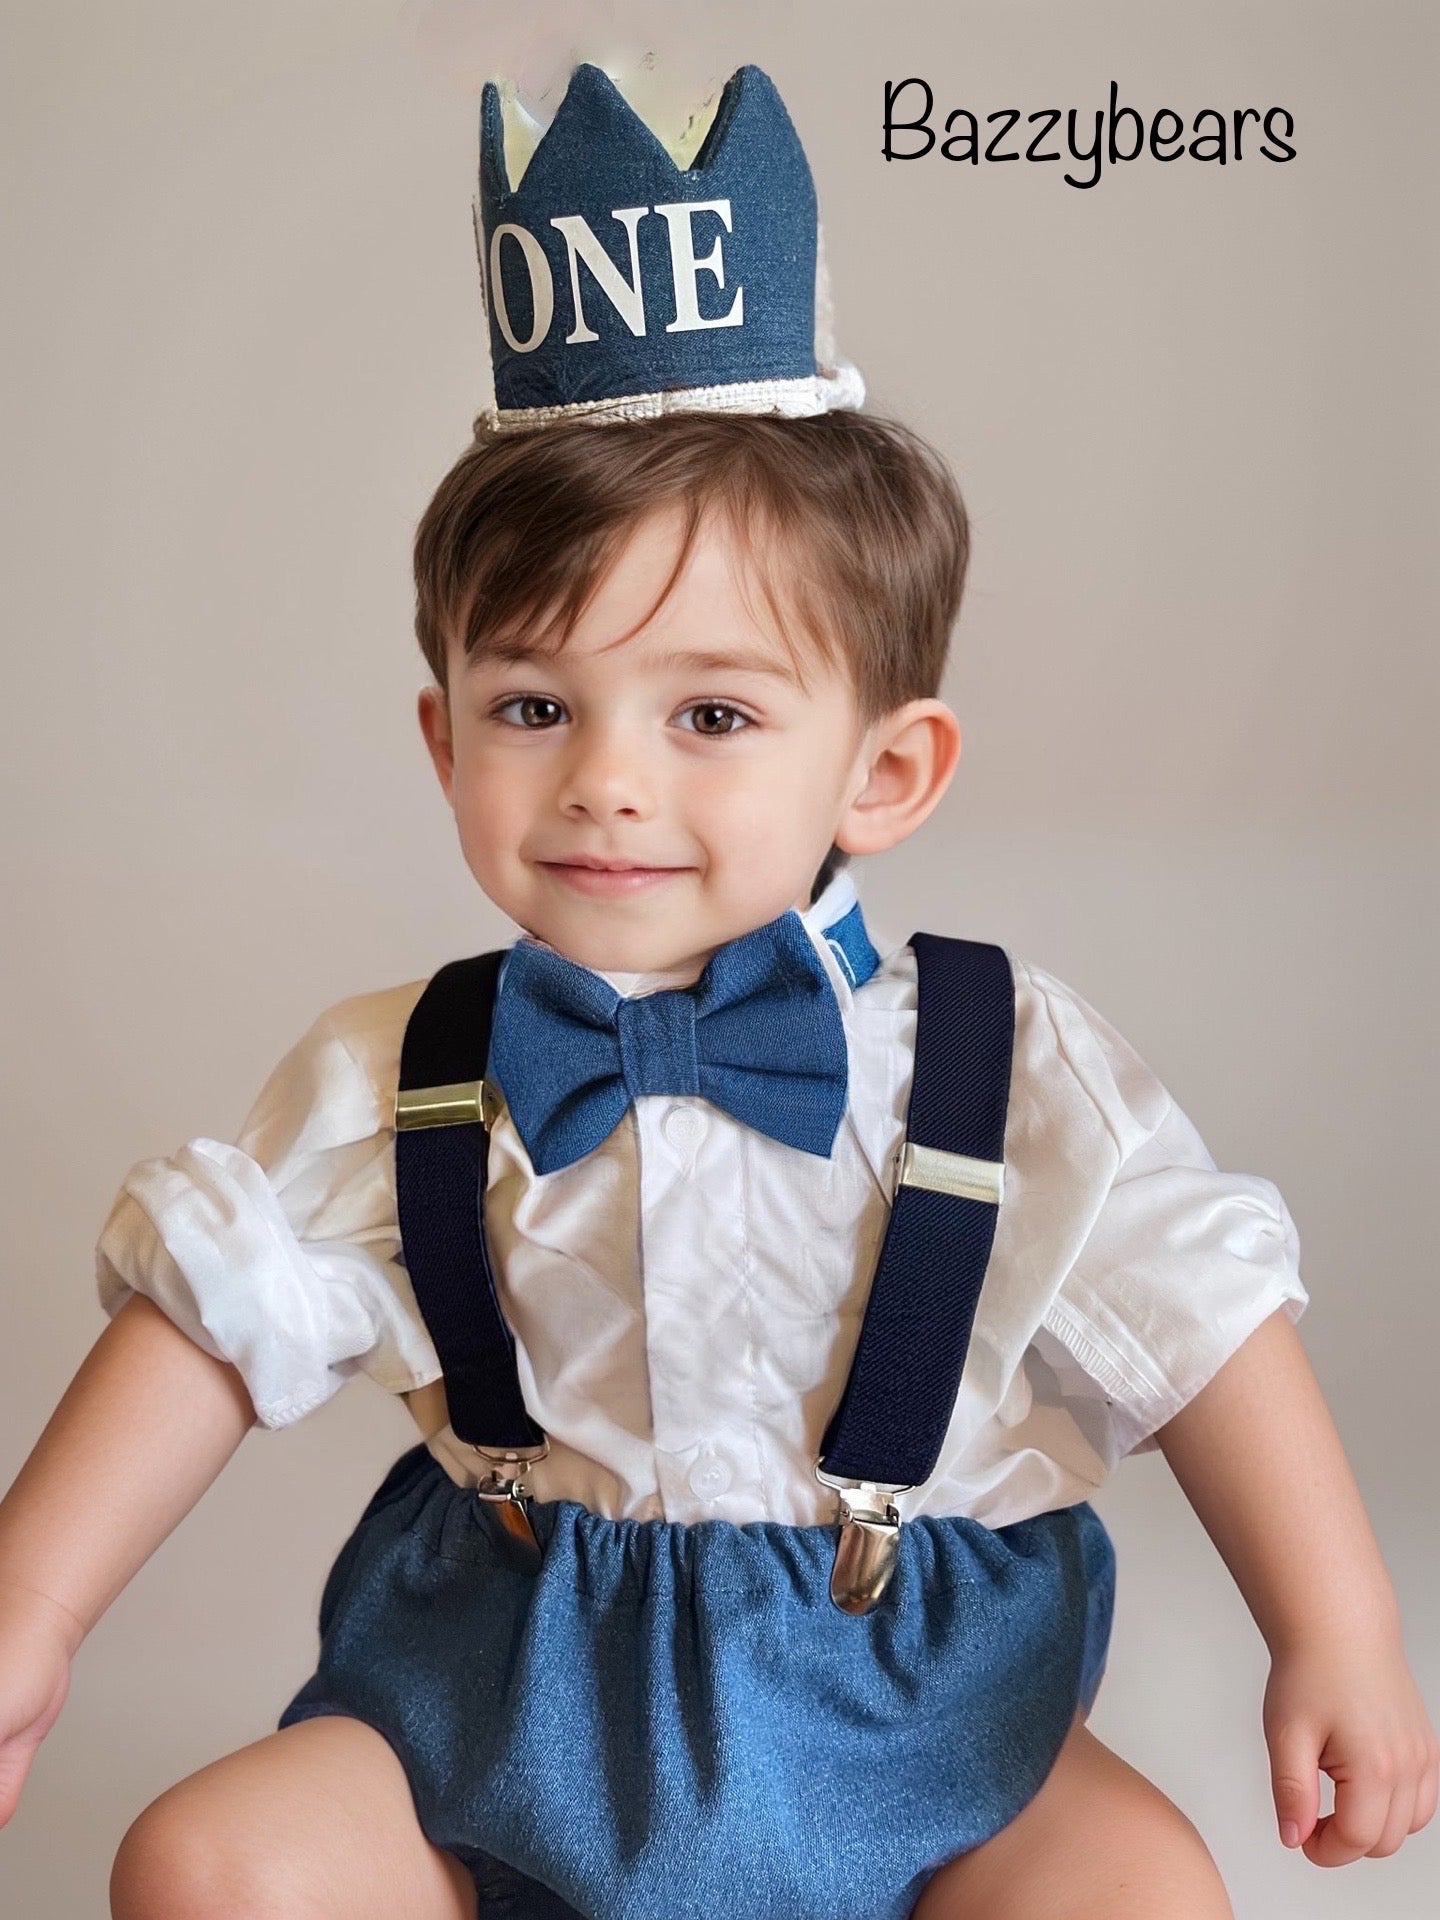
[797,869,871,1017]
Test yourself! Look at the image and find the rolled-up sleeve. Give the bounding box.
[94,989,441,1429]
[1029,965,1309,1461]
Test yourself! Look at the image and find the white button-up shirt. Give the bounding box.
[94,872,1308,1530]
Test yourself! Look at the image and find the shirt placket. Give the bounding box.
[632,1093,763,1522]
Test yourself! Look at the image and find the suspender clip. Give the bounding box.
[815,1467,913,1615]
[395,1078,504,1133]
[473,1439,549,1572]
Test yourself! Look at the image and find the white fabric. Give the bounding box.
[95,872,1308,1528]
[474,362,867,436]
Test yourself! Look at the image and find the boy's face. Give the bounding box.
[418,505,956,977]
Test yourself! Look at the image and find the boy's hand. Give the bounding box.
[1153,1311,1438,1865]
[0,1582,80,1829]
[1264,1625,1440,1865]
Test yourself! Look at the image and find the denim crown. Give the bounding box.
[473,63,864,432]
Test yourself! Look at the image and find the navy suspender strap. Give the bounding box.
[393,950,549,1567]
[392,929,1014,1613]
[819,932,1013,1483]
[815,932,1014,1611]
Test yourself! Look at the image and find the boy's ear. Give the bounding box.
[417,684,456,808]
[835,699,962,859]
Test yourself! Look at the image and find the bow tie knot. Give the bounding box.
[486,906,876,1175]
[616,984,704,1098]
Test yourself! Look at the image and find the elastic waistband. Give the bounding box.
[379,1441,1109,1607]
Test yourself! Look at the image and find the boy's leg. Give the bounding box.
[910,1708,1234,1920]
[109,1714,478,1920]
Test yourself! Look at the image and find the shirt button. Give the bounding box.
[686,1446,733,1500]
[664,1105,707,1151]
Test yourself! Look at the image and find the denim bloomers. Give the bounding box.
[277,1441,1116,1920]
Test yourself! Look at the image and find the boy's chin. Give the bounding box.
[537,925,705,976]
[518,903,750,979]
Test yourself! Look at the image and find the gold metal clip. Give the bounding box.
[815,1466,913,1615]
[395,1079,504,1133]
[473,1439,549,1573]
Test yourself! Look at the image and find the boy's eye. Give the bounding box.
[493,695,564,728]
[679,702,751,736]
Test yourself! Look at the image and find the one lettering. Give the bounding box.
[652,200,743,333]
[488,223,553,353]
[549,209,648,343]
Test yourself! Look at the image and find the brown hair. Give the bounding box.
[412,409,969,900]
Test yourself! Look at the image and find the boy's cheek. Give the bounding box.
[705,795,832,896]
[718,757,841,836]
[452,789,515,868]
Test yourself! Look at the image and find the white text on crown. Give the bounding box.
[488,200,745,352]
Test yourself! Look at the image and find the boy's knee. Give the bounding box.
[110,1790,328,1920]
[1087,1779,1234,1919]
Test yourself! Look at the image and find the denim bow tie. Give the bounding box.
[487,903,880,1175]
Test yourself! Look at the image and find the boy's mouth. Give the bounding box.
[539,858,689,897]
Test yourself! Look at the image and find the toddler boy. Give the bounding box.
[0,57,1430,1920]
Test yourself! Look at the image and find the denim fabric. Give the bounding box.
[480,64,819,411]
[821,898,882,991]
[278,1443,1116,1920]
[488,907,855,1175]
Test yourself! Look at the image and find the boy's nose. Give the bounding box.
[556,736,657,821]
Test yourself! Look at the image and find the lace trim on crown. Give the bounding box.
[473,363,866,437]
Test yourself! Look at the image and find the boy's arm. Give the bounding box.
[1152,1305,1396,1652]
[1153,1305,1439,1863]
[0,1293,257,1655]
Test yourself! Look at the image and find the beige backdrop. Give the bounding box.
[2,1,1436,1914]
